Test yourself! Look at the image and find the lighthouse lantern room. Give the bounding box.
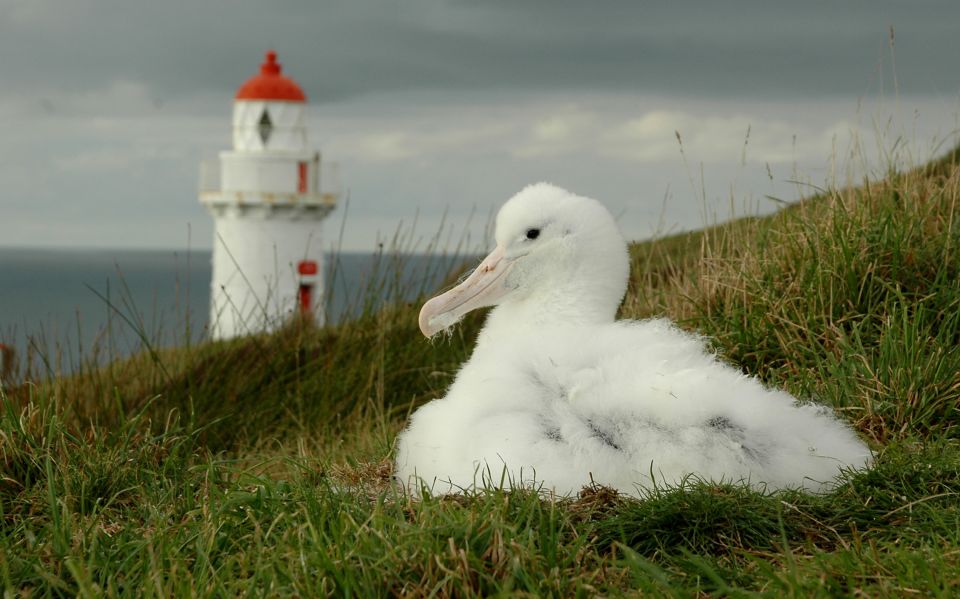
[200,50,338,340]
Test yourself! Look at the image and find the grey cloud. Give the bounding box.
[3,0,959,252]
[2,0,959,111]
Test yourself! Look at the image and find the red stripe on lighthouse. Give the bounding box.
[298,162,308,193]
[297,260,319,317]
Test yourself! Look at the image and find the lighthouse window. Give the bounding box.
[258,109,273,145]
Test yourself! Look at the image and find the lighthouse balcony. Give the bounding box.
[198,190,337,223]
[198,157,339,214]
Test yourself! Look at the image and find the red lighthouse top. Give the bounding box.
[235,50,307,102]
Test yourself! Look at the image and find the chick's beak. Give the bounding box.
[418,245,513,337]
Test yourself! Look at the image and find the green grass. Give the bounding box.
[3,143,960,596]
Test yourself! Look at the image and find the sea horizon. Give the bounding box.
[0,246,471,378]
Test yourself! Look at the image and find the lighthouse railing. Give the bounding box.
[198,157,339,204]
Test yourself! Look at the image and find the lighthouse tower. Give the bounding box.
[199,50,337,340]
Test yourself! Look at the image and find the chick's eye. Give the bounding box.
[525,228,541,240]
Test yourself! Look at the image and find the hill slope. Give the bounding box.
[2,147,959,595]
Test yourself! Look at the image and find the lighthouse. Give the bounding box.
[200,50,337,340]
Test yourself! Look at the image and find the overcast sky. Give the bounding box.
[2,0,959,252]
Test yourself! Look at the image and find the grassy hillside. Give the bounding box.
[3,146,960,596]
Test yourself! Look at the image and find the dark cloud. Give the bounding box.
[2,0,959,109]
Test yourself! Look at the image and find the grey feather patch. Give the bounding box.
[706,416,738,431]
[544,426,564,442]
[707,416,767,464]
[587,419,622,451]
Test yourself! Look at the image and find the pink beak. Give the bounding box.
[419,245,513,337]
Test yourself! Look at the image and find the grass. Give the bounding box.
[3,142,960,596]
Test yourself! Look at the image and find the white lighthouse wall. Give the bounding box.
[209,211,325,340]
[220,151,314,194]
[232,100,307,152]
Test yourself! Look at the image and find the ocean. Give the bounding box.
[0,247,470,375]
